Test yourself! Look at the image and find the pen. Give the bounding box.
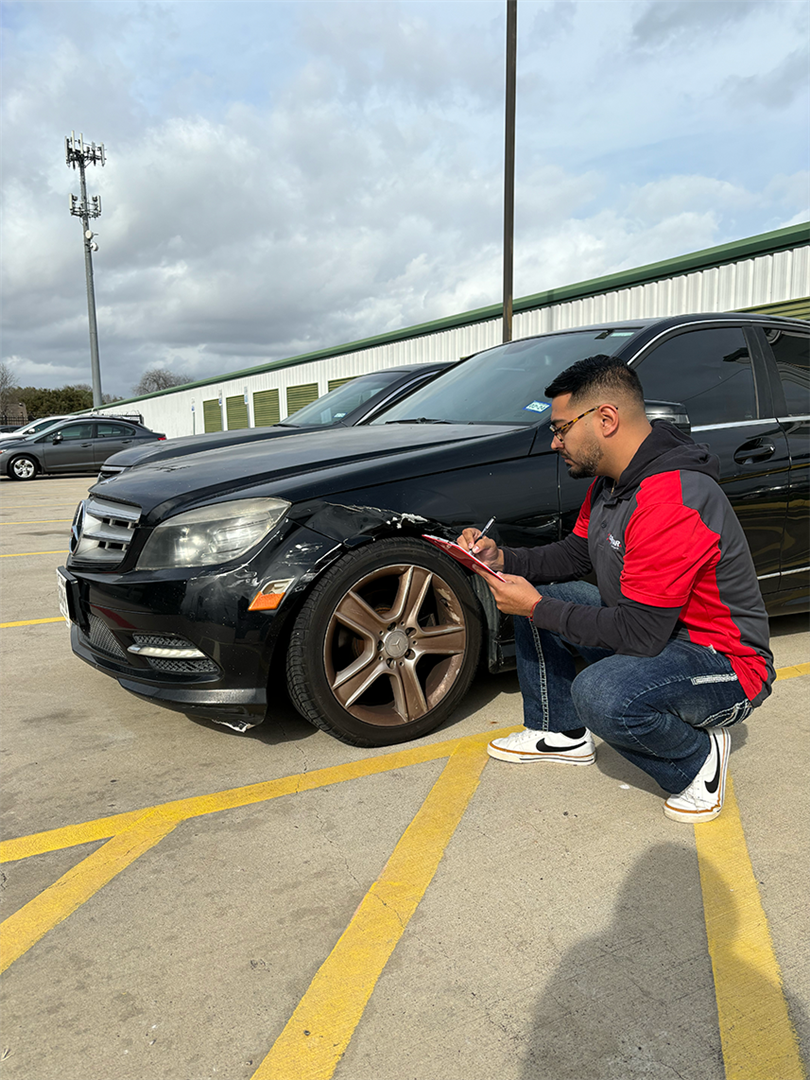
[473,516,495,552]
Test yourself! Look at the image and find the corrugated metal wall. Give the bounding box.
[98,241,810,439]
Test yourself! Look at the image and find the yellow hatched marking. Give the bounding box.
[251,738,488,1080]
[695,777,806,1080]
[0,809,181,973]
[0,729,514,977]
[0,730,505,865]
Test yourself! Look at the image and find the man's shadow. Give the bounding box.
[519,841,807,1080]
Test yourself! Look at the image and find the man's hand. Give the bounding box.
[477,571,541,617]
[456,528,504,569]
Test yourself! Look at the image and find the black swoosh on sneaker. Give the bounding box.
[535,738,587,754]
[705,740,722,794]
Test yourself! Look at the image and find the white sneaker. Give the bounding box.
[664,729,731,823]
[487,726,596,765]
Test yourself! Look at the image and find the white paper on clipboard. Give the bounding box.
[421,534,507,581]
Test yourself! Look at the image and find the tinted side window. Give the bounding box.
[765,329,810,417]
[633,327,756,426]
[97,423,135,437]
[56,424,95,440]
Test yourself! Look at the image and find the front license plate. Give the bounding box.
[56,567,73,626]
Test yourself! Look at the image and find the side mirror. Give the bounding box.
[644,400,691,435]
[52,433,63,444]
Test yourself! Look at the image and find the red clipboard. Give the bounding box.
[422,534,507,580]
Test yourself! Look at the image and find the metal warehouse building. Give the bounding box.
[96,222,810,439]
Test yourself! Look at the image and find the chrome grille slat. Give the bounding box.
[70,494,142,566]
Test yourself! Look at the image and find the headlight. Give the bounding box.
[137,497,290,569]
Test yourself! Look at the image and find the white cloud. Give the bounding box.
[1,0,807,397]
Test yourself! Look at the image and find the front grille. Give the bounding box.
[86,615,127,658]
[71,495,142,566]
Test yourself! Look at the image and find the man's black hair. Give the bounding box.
[544,353,644,408]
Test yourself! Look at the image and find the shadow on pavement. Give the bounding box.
[519,841,807,1080]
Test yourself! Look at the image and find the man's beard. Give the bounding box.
[562,436,604,479]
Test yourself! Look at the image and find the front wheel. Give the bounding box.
[8,455,38,481]
[286,537,482,746]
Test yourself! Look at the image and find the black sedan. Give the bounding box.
[0,417,165,481]
[60,313,809,747]
[97,363,451,482]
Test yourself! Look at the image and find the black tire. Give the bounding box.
[286,537,482,746]
[8,455,38,481]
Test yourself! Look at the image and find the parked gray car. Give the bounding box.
[0,416,165,480]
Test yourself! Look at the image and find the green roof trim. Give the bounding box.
[109,221,810,409]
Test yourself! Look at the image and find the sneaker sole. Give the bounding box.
[663,729,730,823]
[486,742,596,765]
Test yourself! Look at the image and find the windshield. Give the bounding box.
[2,417,66,439]
[282,371,402,427]
[31,420,75,441]
[371,329,642,426]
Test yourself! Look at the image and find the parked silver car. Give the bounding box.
[0,416,165,480]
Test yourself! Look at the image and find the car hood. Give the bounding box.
[0,435,38,450]
[93,423,537,519]
[104,424,311,469]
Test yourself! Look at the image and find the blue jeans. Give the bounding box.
[514,581,754,793]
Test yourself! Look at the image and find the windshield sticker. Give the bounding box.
[524,401,549,414]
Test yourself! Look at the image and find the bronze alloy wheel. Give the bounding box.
[286,538,482,746]
[325,562,467,725]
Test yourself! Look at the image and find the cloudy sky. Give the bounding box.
[2,0,808,398]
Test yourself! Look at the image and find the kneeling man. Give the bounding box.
[458,354,773,823]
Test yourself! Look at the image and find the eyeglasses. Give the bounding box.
[548,406,599,444]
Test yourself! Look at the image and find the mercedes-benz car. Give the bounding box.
[97,363,450,482]
[59,313,809,747]
[0,416,165,481]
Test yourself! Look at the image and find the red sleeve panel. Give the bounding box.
[620,471,773,704]
[573,481,596,539]
[621,473,720,607]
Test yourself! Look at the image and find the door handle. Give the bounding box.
[733,440,775,465]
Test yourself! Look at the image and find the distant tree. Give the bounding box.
[133,368,190,395]
[17,384,95,418]
[0,360,17,417]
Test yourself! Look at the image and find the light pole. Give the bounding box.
[503,0,517,343]
[66,131,105,408]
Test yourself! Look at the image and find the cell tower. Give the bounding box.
[66,131,105,408]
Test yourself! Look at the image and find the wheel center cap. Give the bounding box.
[383,629,410,659]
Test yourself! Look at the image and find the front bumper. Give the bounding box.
[62,523,342,727]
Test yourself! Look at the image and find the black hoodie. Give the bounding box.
[502,422,774,706]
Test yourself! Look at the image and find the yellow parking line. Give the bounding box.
[0,728,509,864]
[775,661,810,680]
[0,808,182,973]
[0,729,515,975]
[0,552,69,560]
[251,738,489,1080]
[695,777,805,1080]
[0,617,64,627]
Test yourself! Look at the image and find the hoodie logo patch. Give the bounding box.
[607,533,622,551]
